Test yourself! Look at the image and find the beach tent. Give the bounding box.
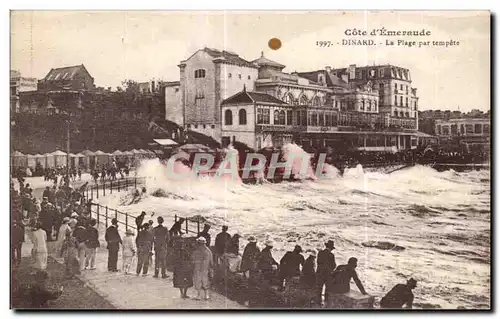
[81,150,96,169]
[11,151,28,168]
[44,152,55,168]
[51,150,67,167]
[94,150,110,166]
[74,153,86,168]
[27,154,37,168]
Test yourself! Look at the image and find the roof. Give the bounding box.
[251,52,285,69]
[11,151,25,156]
[43,64,92,82]
[415,131,437,138]
[50,150,67,156]
[297,70,349,89]
[164,81,180,87]
[203,48,257,68]
[94,150,109,155]
[153,139,178,146]
[221,89,289,106]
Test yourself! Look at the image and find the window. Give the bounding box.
[301,110,307,126]
[442,126,450,135]
[211,124,215,129]
[395,95,398,106]
[238,74,242,79]
[436,125,441,134]
[451,124,457,135]
[248,75,251,80]
[367,101,371,111]
[379,68,384,78]
[239,109,247,125]
[313,96,321,106]
[400,84,403,91]
[312,112,318,126]
[274,110,280,124]
[257,108,270,124]
[286,110,292,125]
[466,124,473,134]
[379,83,384,94]
[405,112,409,118]
[394,83,397,91]
[461,124,465,134]
[361,100,365,111]
[400,111,404,117]
[228,73,232,78]
[194,125,198,129]
[400,96,403,106]
[405,97,408,107]
[296,111,301,126]
[225,109,233,125]
[203,124,206,129]
[279,110,285,125]
[175,88,179,92]
[318,113,324,126]
[474,124,482,133]
[406,85,409,94]
[335,100,339,108]
[283,93,294,104]
[483,124,490,134]
[194,69,206,78]
[300,95,308,105]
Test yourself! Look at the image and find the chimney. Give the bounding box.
[348,64,356,80]
[325,66,331,73]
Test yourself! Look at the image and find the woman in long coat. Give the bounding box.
[31,222,48,270]
[173,238,194,298]
[240,236,260,278]
[191,237,213,300]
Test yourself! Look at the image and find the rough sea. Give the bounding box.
[96,146,491,309]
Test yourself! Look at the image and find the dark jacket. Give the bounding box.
[85,227,100,249]
[257,247,278,272]
[279,251,305,278]
[197,231,211,247]
[152,225,170,251]
[135,214,145,230]
[214,231,231,254]
[105,225,122,246]
[136,229,153,252]
[42,189,50,199]
[300,256,316,287]
[380,284,414,308]
[72,226,87,244]
[240,242,260,272]
[327,264,366,295]
[317,249,336,275]
[12,223,25,245]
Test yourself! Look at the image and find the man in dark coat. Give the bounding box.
[300,250,317,289]
[136,223,153,276]
[240,236,260,277]
[42,187,51,200]
[214,225,231,264]
[197,224,211,247]
[105,218,122,272]
[316,240,337,304]
[380,278,417,309]
[169,217,186,237]
[39,199,54,241]
[326,257,367,298]
[48,186,56,205]
[152,216,170,279]
[11,220,25,266]
[257,240,279,282]
[279,245,305,290]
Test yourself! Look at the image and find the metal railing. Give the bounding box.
[84,176,147,200]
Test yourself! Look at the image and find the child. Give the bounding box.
[60,229,80,278]
[122,229,136,275]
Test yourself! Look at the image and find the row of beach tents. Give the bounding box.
[11,149,157,170]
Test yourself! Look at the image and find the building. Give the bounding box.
[435,118,490,151]
[38,64,95,92]
[172,48,259,140]
[10,70,38,113]
[167,48,427,152]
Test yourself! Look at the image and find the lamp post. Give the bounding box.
[66,119,70,177]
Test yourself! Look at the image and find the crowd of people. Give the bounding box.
[91,162,130,183]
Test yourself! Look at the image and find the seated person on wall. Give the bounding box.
[325,257,368,308]
[380,278,417,309]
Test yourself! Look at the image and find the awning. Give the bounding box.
[153,138,178,146]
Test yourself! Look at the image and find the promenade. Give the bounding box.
[20,227,245,309]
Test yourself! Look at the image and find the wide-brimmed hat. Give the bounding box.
[71,212,79,218]
[248,236,257,243]
[264,240,274,247]
[196,237,207,243]
[126,229,135,235]
[325,240,335,249]
[62,217,70,223]
[233,233,241,238]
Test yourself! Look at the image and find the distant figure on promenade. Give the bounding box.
[316,240,337,304]
[214,225,231,264]
[61,229,80,277]
[27,270,63,308]
[105,218,122,272]
[42,187,50,200]
[77,168,82,180]
[173,239,193,299]
[279,245,305,291]
[11,220,25,267]
[197,224,211,247]
[56,217,71,254]
[240,236,260,279]
[135,211,146,231]
[84,219,99,270]
[326,257,367,307]
[152,216,171,279]
[31,222,48,271]
[191,237,214,300]
[380,278,417,309]
[72,221,87,271]
[136,223,153,276]
[300,250,317,289]
[122,229,136,275]
[169,217,186,237]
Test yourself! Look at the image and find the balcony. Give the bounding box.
[255,124,296,133]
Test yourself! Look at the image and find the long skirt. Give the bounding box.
[34,252,48,270]
[173,263,193,289]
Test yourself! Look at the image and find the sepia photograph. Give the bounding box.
[9,10,491,310]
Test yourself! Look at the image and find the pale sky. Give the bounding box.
[10,11,490,112]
